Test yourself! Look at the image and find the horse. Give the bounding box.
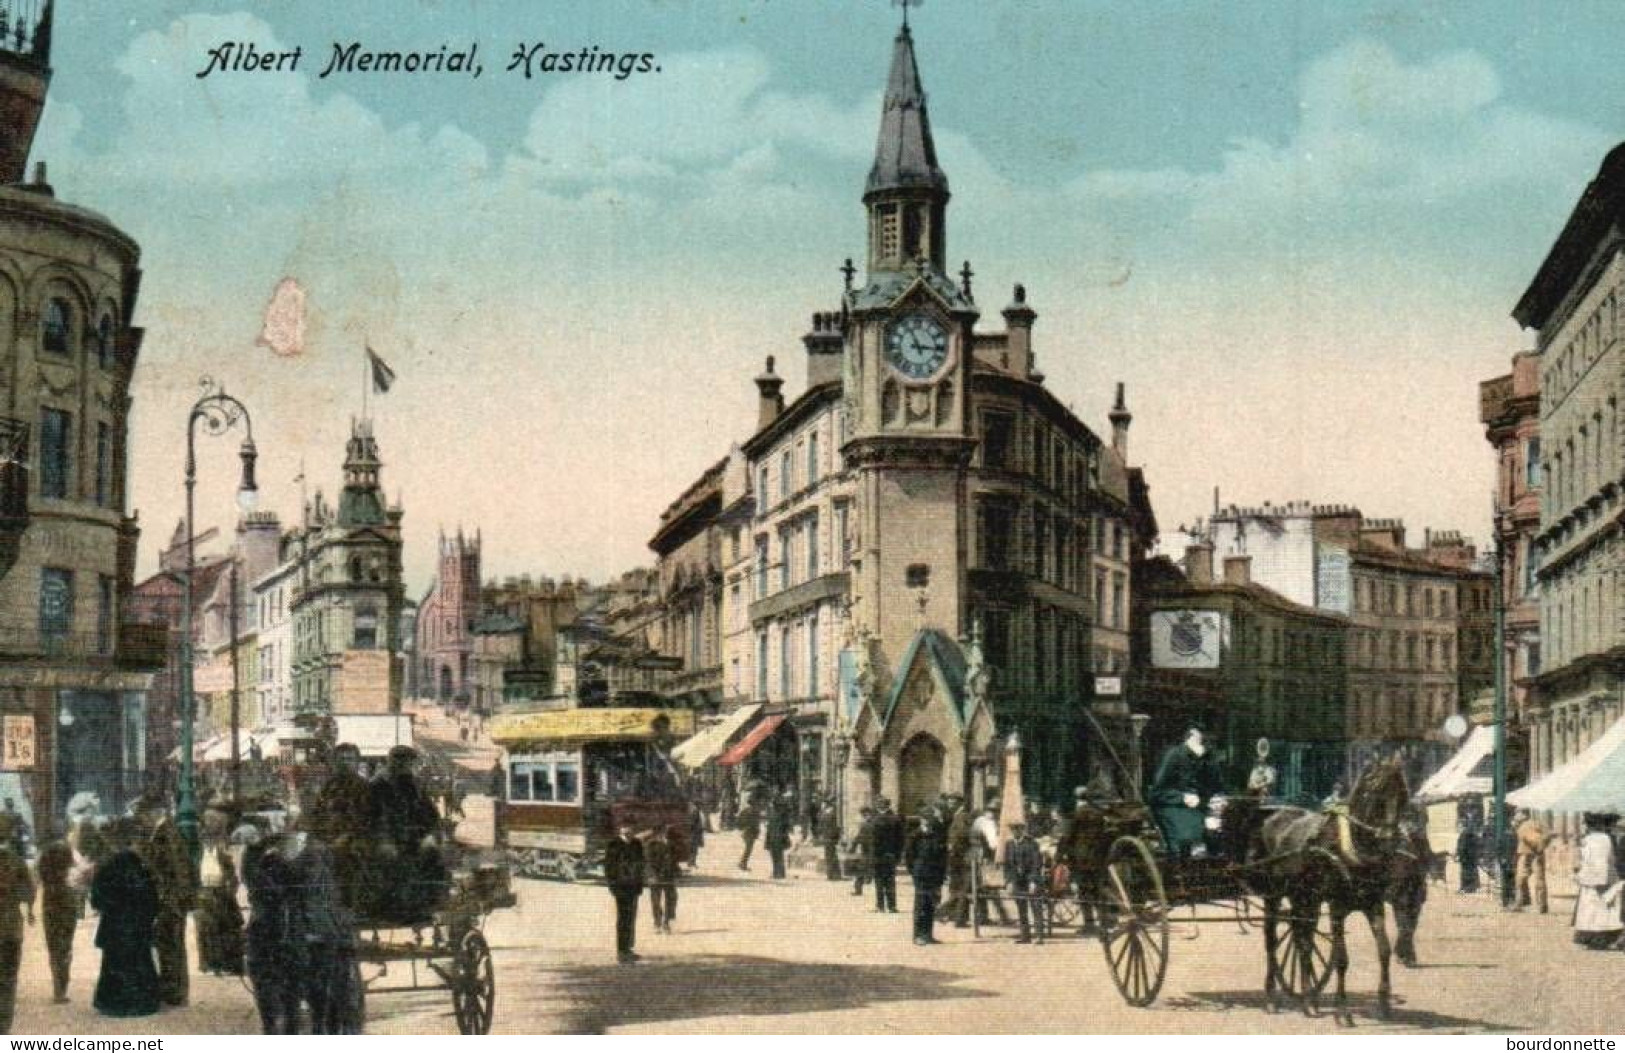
[1254,758,1416,1025]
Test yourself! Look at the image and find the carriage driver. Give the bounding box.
[1148,724,1222,858]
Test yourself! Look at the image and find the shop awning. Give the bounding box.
[1508,714,1625,813]
[672,704,762,770]
[1415,724,1495,803]
[717,714,786,768]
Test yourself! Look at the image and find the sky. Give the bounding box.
[30,0,1625,594]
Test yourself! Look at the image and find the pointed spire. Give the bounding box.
[865,23,947,200]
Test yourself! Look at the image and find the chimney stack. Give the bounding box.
[803,312,843,388]
[1002,284,1037,379]
[1183,540,1214,585]
[1109,382,1132,461]
[755,355,785,431]
[1223,555,1252,586]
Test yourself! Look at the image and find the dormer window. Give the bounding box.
[42,298,71,356]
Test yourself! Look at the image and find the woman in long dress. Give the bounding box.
[90,819,161,1017]
[1572,811,1622,950]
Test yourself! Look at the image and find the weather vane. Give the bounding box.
[894,0,923,29]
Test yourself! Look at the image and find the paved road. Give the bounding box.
[13,830,1619,1034]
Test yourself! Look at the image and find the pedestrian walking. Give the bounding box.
[291,834,360,1034]
[766,797,792,880]
[605,825,645,963]
[1573,812,1622,950]
[870,798,904,913]
[850,806,875,897]
[90,819,160,1019]
[195,815,245,976]
[1513,810,1550,914]
[0,819,32,1033]
[133,795,196,1008]
[646,826,681,934]
[37,835,77,1003]
[905,813,948,945]
[1003,822,1047,944]
[1456,800,1483,893]
[737,800,761,871]
[687,801,705,868]
[819,797,843,881]
[970,806,1012,925]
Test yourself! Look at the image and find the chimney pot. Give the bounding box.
[1223,555,1252,586]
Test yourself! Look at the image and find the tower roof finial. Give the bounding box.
[867,0,946,200]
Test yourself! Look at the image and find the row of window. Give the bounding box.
[39,298,118,369]
[36,407,116,507]
[1353,577,1457,619]
[751,607,822,702]
[980,410,1102,507]
[756,422,841,511]
[752,505,852,602]
[1349,629,1455,672]
[37,567,116,654]
[1350,685,1455,738]
[1543,282,1622,408]
[1545,396,1619,515]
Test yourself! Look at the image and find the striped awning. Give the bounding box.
[671,704,762,770]
[717,714,787,768]
[1509,715,1625,813]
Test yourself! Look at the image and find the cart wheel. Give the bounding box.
[1273,896,1334,996]
[557,854,580,883]
[1098,836,1169,1008]
[451,929,496,1035]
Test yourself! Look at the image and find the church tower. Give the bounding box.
[843,18,979,679]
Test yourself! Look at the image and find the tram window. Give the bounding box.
[511,755,578,803]
[556,761,580,803]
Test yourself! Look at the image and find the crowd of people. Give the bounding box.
[0,742,457,1035]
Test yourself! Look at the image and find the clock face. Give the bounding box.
[885,313,949,381]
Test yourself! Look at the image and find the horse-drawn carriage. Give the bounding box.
[976,758,1422,1024]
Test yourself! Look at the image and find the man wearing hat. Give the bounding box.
[943,795,974,927]
[1003,820,1046,944]
[870,798,905,913]
[1512,809,1550,914]
[904,811,949,945]
[132,792,196,1007]
[369,745,447,922]
[1149,725,1221,859]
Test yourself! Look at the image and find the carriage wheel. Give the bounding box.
[1273,897,1334,996]
[1098,837,1169,1008]
[451,929,496,1035]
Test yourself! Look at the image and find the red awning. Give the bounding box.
[716,714,787,768]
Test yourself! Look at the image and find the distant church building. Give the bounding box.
[416,528,481,705]
[0,1,165,831]
[669,19,1155,820]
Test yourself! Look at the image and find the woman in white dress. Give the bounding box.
[1572,812,1622,950]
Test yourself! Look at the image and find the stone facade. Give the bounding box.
[284,420,405,715]
[649,458,727,709]
[415,528,480,703]
[1481,352,1544,732]
[0,9,163,834]
[655,23,1155,824]
[1514,142,1625,828]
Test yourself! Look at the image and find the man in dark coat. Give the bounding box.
[91,820,160,1019]
[134,797,195,1008]
[243,830,302,1034]
[309,743,374,914]
[1004,821,1047,943]
[369,745,448,922]
[736,800,761,871]
[1149,726,1221,858]
[850,806,875,896]
[604,825,645,963]
[870,798,904,913]
[0,820,32,1032]
[37,834,77,1004]
[645,826,681,934]
[818,798,843,881]
[765,796,793,880]
[943,798,973,926]
[904,813,949,945]
[291,835,360,1033]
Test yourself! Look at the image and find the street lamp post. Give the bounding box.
[1492,527,1512,907]
[179,378,258,864]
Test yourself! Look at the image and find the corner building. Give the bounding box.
[0,3,163,832]
[678,22,1154,823]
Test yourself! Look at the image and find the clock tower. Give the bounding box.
[843,21,978,681]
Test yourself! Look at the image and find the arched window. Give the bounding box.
[42,298,71,356]
[94,314,114,370]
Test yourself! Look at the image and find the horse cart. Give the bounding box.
[349,857,518,1034]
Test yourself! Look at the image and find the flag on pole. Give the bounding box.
[367,346,396,394]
